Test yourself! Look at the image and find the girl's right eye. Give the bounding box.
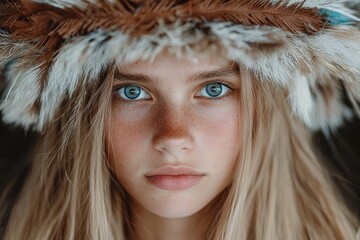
[115,85,150,101]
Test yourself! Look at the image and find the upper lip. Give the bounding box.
[146,166,204,176]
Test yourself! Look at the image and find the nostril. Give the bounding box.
[154,137,193,156]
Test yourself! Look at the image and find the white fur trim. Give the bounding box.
[274,0,357,8]
[288,72,314,126]
[1,66,41,129]
[209,24,290,73]
[307,71,353,134]
[31,0,115,9]
[37,22,288,130]
[38,30,124,129]
[308,27,360,103]
[238,35,314,87]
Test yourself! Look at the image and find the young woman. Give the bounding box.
[0,0,360,239]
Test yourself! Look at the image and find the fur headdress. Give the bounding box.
[1,0,360,133]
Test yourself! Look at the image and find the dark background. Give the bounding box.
[0,114,360,219]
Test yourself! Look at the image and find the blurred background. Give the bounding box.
[1,109,360,219]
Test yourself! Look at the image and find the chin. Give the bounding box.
[139,192,210,219]
[149,202,204,219]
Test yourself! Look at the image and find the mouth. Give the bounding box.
[145,166,205,190]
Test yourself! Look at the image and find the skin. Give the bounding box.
[106,52,241,240]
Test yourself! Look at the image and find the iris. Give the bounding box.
[205,83,223,97]
[116,85,148,100]
[124,86,141,99]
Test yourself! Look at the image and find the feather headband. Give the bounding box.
[1,0,360,133]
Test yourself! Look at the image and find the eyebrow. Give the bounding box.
[114,64,239,84]
[191,64,239,83]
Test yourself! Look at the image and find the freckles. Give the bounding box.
[110,119,146,155]
[108,115,149,180]
[152,105,198,140]
[107,106,152,172]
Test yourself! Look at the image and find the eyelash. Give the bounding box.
[113,81,233,104]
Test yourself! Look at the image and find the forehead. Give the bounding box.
[117,51,233,78]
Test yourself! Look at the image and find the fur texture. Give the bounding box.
[0,0,360,132]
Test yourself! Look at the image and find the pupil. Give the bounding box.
[206,83,222,97]
[125,86,141,99]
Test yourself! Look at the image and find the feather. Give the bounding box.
[287,72,314,127]
[11,0,326,43]
[0,0,30,31]
[0,65,41,129]
[319,7,360,25]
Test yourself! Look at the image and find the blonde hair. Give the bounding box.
[1,64,358,240]
[208,68,358,239]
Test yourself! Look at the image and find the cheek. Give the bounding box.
[109,122,142,157]
[199,104,241,174]
[207,114,238,141]
[106,107,150,177]
[200,103,240,147]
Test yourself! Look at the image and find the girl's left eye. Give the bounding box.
[197,82,231,98]
[115,85,150,100]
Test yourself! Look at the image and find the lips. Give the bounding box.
[145,166,204,190]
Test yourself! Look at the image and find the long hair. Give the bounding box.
[1,67,125,240]
[1,62,358,239]
[208,68,358,239]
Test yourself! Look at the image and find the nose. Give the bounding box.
[152,105,194,157]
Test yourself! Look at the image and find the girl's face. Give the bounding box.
[107,52,241,219]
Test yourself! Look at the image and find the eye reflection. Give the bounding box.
[206,83,222,97]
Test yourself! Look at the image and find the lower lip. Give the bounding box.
[146,175,203,190]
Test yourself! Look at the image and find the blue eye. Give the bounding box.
[198,83,230,98]
[115,85,150,100]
